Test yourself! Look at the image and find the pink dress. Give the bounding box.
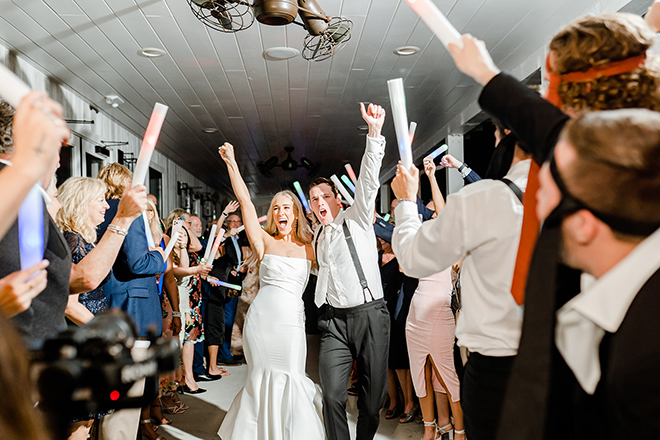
[405,268,460,401]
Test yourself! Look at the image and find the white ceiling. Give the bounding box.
[0,0,649,195]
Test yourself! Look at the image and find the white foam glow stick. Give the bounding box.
[409,121,417,144]
[162,230,180,262]
[132,103,168,187]
[405,0,463,49]
[331,174,354,205]
[236,216,267,232]
[202,224,218,263]
[143,212,155,247]
[429,144,448,159]
[207,278,242,290]
[344,164,358,185]
[387,78,413,170]
[209,228,226,261]
[0,63,31,108]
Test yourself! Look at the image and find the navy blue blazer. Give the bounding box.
[98,200,165,337]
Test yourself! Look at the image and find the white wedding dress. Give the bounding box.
[218,254,324,440]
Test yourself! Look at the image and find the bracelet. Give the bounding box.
[397,198,416,205]
[221,212,228,216]
[458,163,468,173]
[107,224,128,236]
[172,311,182,318]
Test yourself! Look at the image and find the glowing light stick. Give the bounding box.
[202,224,218,263]
[341,175,356,193]
[404,0,463,50]
[344,164,358,185]
[0,63,31,108]
[133,103,168,187]
[383,213,391,222]
[293,181,311,213]
[0,65,47,272]
[236,216,267,233]
[18,186,44,271]
[331,174,354,205]
[409,121,417,144]
[162,230,180,262]
[207,278,242,290]
[387,78,413,170]
[429,144,448,160]
[133,103,168,247]
[209,228,226,262]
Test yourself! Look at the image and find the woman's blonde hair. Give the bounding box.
[98,162,132,200]
[164,208,188,232]
[263,190,311,244]
[550,13,660,111]
[56,177,107,243]
[146,199,163,245]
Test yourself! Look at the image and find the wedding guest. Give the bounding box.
[391,137,532,440]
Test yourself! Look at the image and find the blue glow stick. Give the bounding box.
[293,181,311,213]
[207,278,242,290]
[18,186,45,271]
[341,175,356,193]
[429,144,448,159]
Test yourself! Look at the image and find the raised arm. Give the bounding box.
[423,156,446,214]
[69,184,147,294]
[218,142,268,259]
[346,103,386,227]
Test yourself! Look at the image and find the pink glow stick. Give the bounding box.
[236,215,267,232]
[405,0,463,49]
[344,164,358,185]
[132,103,168,187]
[209,228,226,262]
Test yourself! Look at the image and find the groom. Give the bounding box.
[308,103,389,440]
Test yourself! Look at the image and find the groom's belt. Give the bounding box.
[321,298,385,318]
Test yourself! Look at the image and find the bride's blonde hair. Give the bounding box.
[263,190,311,244]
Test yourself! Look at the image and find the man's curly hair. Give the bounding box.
[0,101,14,155]
[550,13,660,111]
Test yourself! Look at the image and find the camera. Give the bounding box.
[31,310,178,440]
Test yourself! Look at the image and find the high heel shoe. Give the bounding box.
[437,422,454,440]
[454,428,466,439]
[421,419,437,440]
[399,405,420,423]
[180,384,207,394]
[384,402,402,419]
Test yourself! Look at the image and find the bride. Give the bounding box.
[217,142,324,440]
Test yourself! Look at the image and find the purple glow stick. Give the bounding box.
[18,186,44,271]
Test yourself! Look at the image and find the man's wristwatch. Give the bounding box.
[458,163,468,173]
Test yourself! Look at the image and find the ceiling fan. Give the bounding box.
[257,146,321,178]
[187,0,352,61]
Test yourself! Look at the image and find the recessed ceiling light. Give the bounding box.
[357,125,369,131]
[189,104,202,108]
[394,46,420,56]
[264,47,300,61]
[137,48,166,58]
[202,128,218,133]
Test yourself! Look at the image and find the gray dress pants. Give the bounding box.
[318,299,390,440]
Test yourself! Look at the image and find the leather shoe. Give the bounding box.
[194,373,221,382]
[181,385,207,394]
[217,356,242,367]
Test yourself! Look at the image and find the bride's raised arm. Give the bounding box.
[218,142,268,259]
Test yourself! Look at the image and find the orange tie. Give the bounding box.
[510,160,541,305]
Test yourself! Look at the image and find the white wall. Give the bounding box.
[2,44,224,226]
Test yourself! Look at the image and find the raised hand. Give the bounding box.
[224,200,240,214]
[116,184,148,221]
[647,1,660,32]
[0,260,49,317]
[360,102,386,137]
[423,155,436,178]
[391,161,420,202]
[218,142,236,166]
[441,153,463,169]
[448,34,500,86]
[12,91,71,180]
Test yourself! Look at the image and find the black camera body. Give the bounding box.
[31,310,178,440]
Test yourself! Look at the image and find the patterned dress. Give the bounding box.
[64,231,110,422]
[184,252,204,344]
[64,232,109,314]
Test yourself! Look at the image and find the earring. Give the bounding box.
[295,219,299,229]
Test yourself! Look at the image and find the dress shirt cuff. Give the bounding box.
[366,135,386,152]
[394,198,420,224]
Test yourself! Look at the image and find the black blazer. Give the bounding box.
[0,163,72,348]
[209,231,246,299]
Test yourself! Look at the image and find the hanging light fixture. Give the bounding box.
[257,146,320,177]
[187,0,255,33]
